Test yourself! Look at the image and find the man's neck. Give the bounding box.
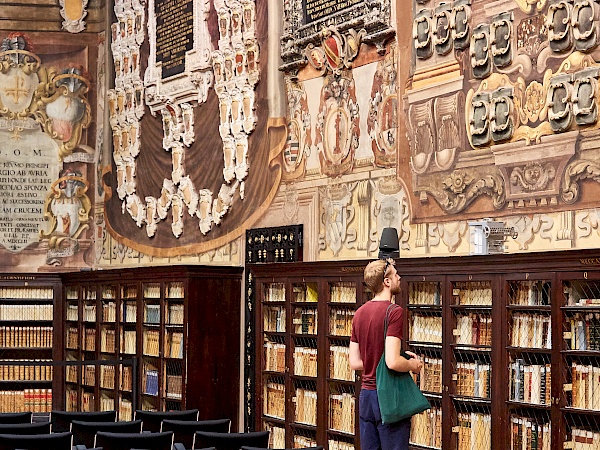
[372,291,393,302]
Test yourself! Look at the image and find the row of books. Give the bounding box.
[410,406,442,449]
[122,286,137,299]
[81,392,94,411]
[264,306,285,332]
[100,365,116,389]
[121,366,133,391]
[453,282,493,306]
[263,382,285,419]
[456,361,490,398]
[102,302,117,322]
[122,302,137,323]
[410,315,442,343]
[330,345,355,381]
[293,347,317,377]
[143,369,159,396]
[413,356,442,393]
[511,314,551,349]
[265,424,285,449]
[0,389,52,412]
[143,284,161,298]
[569,362,600,410]
[509,281,551,306]
[165,331,184,359]
[264,341,285,372]
[0,305,53,321]
[83,304,96,322]
[510,360,551,405]
[167,304,184,325]
[101,287,117,299]
[295,388,317,426]
[66,388,78,411]
[84,328,96,351]
[294,435,317,448]
[119,398,133,421]
[66,327,78,349]
[328,440,354,450]
[0,362,53,381]
[165,282,185,299]
[0,326,53,348]
[83,289,96,300]
[143,330,160,356]
[100,394,114,411]
[0,287,53,299]
[567,313,600,350]
[568,428,600,449]
[455,314,492,346]
[408,282,442,305]
[330,282,356,303]
[330,309,354,336]
[100,328,116,353]
[456,412,491,450]
[84,366,95,386]
[121,330,136,354]
[166,374,182,399]
[329,392,355,434]
[265,283,285,302]
[67,304,78,321]
[293,284,318,303]
[510,416,550,450]
[144,304,160,324]
[293,308,317,334]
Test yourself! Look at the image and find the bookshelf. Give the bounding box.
[0,274,60,414]
[60,265,242,429]
[251,264,370,450]
[249,251,600,450]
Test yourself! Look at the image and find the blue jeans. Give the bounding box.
[359,389,411,450]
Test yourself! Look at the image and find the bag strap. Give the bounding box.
[382,303,397,358]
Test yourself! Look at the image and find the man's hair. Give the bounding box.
[364,259,394,295]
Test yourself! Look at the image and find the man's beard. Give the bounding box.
[391,283,401,295]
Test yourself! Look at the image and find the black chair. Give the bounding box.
[193,431,269,450]
[134,409,199,433]
[242,447,323,450]
[94,430,174,450]
[0,431,72,450]
[71,419,143,448]
[161,419,230,450]
[0,423,50,435]
[0,413,32,424]
[50,410,117,433]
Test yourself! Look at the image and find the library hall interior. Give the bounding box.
[1,0,600,449]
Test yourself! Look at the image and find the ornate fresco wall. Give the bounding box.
[6,0,600,272]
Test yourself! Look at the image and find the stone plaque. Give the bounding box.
[303,0,362,23]
[155,0,194,79]
[0,127,60,252]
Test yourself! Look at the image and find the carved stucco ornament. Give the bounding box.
[572,66,599,125]
[433,3,453,56]
[547,72,574,132]
[470,23,492,79]
[425,169,506,214]
[451,0,471,50]
[562,159,600,203]
[572,0,598,52]
[59,0,89,33]
[414,9,434,59]
[305,27,365,76]
[491,12,513,69]
[546,0,573,52]
[514,0,547,13]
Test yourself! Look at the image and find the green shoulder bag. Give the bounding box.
[376,304,431,424]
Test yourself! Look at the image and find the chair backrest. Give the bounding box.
[194,431,269,450]
[241,447,323,450]
[134,409,199,433]
[71,419,143,447]
[161,419,230,450]
[0,413,32,425]
[0,431,72,450]
[0,423,50,435]
[94,430,174,450]
[50,410,117,433]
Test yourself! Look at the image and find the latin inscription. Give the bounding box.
[155,0,194,79]
[303,0,362,23]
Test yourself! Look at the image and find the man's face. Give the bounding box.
[386,265,401,295]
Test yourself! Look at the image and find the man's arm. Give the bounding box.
[349,341,363,371]
[385,336,422,373]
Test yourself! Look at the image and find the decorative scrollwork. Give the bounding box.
[562,159,600,203]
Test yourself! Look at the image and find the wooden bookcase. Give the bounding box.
[0,274,61,414]
[60,265,242,428]
[250,250,600,450]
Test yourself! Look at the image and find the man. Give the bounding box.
[349,258,423,450]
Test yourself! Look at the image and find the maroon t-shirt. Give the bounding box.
[350,300,404,390]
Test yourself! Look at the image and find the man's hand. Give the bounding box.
[404,351,423,373]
